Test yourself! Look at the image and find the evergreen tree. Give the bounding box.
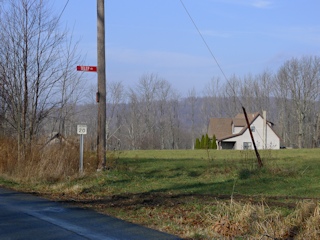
[204,134,210,149]
[195,138,201,149]
[212,135,217,149]
[200,135,205,149]
[196,134,217,149]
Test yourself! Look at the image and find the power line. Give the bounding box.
[179,0,243,107]
[57,0,70,23]
[179,0,229,83]
[180,1,262,164]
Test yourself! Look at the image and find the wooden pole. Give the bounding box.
[242,107,263,168]
[97,0,106,169]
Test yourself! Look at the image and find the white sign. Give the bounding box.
[77,125,87,135]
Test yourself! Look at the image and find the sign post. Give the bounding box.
[77,124,87,173]
[76,65,104,170]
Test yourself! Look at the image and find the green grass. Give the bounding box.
[21,148,315,199]
[2,148,319,199]
[2,148,320,239]
[115,149,320,197]
[0,177,18,188]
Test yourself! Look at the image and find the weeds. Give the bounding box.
[0,137,98,183]
[208,200,320,239]
[101,197,319,239]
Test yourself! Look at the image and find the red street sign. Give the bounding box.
[76,66,97,72]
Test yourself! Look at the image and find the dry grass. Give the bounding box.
[0,138,97,183]
[126,200,319,239]
[86,195,319,239]
[0,138,18,175]
[207,200,320,239]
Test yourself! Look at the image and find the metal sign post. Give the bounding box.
[77,125,87,173]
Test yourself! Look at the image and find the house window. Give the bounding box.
[243,142,252,150]
[250,126,255,132]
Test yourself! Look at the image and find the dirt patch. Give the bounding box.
[48,192,305,210]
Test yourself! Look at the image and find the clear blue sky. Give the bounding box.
[54,0,320,95]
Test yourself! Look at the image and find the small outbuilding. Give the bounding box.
[207,112,280,150]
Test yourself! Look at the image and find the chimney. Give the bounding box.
[263,111,267,149]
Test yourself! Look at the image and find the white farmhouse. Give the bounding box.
[208,112,280,150]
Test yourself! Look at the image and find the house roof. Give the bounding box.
[207,118,232,140]
[233,118,246,127]
[208,112,260,141]
[234,112,259,125]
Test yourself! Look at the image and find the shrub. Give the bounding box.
[238,168,253,179]
[194,138,201,149]
[194,134,217,149]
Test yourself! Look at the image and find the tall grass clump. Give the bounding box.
[0,138,18,175]
[237,149,282,180]
[209,200,320,239]
[0,137,91,183]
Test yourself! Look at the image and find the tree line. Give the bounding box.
[1,0,320,158]
[83,55,320,151]
[99,56,320,150]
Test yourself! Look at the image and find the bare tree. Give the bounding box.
[221,75,242,117]
[273,68,292,146]
[239,74,255,113]
[168,91,181,149]
[275,56,320,148]
[156,79,171,149]
[124,88,142,149]
[122,74,183,150]
[254,70,274,115]
[200,77,224,135]
[106,81,125,149]
[54,32,84,138]
[0,0,82,158]
[134,74,160,149]
[186,88,197,149]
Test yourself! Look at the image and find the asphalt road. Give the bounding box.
[0,188,181,240]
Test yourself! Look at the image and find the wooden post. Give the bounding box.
[242,107,263,168]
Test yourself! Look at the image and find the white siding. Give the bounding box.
[233,127,243,134]
[222,116,280,150]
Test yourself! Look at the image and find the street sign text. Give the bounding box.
[76,66,97,72]
[77,125,87,135]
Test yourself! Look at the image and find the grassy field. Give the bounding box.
[1,148,320,239]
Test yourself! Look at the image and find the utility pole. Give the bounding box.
[97,0,106,169]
